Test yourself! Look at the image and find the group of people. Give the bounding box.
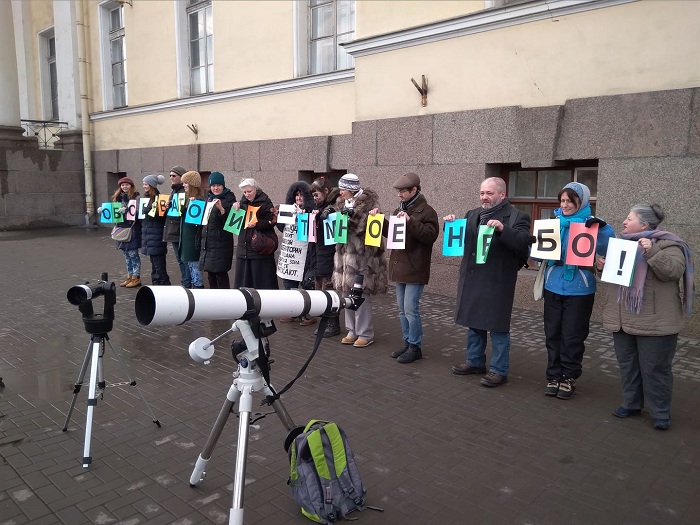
[106,170,694,431]
[445,177,693,431]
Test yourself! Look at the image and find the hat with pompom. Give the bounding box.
[143,174,165,188]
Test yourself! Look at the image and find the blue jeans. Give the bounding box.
[187,261,203,287]
[124,249,141,277]
[466,328,510,376]
[283,278,299,291]
[172,242,191,287]
[395,283,425,347]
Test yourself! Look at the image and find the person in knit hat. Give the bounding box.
[103,176,142,287]
[539,181,614,399]
[178,171,204,288]
[199,171,237,289]
[140,174,170,285]
[332,173,388,348]
[163,165,192,287]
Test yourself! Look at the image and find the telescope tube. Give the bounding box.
[135,286,344,326]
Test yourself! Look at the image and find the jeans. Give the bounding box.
[171,242,191,287]
[395,283,425,347]
[613,329,678,419]
[283,278,299,291]
[187,261,203,287]
[543,290,595,380]
[466,328,510,376]
[124,249,141,277]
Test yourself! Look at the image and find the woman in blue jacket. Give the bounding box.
[542,182,615,399]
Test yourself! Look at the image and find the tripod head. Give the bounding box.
[67,272,116,334]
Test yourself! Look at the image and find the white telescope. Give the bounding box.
[135,280,364,326]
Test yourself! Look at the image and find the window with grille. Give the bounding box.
[109,5,127,108]
[187,0,214,95]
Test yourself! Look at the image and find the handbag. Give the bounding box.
[111,224,133,242]
[251,228,279,255]
[533,262,546,301]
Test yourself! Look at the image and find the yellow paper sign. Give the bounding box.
[245,205,260,227]
[365,214,384,247]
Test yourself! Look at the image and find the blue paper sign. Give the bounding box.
[442,219,466,256]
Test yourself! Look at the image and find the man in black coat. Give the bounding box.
[162,166,191,287]
[446,177,532,387]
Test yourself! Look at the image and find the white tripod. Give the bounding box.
[187,318,299,525]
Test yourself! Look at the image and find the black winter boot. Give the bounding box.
[397,344,422,364]
[391,340,409,358]
[323,314,341,338]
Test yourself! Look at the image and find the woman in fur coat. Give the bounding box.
[332,174,388,348]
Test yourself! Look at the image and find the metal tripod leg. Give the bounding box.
[82,335,103,468]
[104,338,161,427]
[189,381,242,487]
[62,339,94,432]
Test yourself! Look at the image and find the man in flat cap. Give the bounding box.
[370,172,439,363]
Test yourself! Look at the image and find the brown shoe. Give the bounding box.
[279,317,296,323]
[125,277,141,288]
[451,363,487,375]
[119,275,133,287]
[341,334,358,345]
[353,337,374,348]
[480,372,507,387]
[299,317,317,326]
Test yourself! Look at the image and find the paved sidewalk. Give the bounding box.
[1,228,699,525]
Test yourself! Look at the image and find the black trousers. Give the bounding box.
[543,289,595,380]
[207,271,230,289]
[149,254,171,285]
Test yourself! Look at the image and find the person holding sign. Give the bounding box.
[369,172,439,364]
[178,171,205,289]
[308,177,342,338]
[140,174,171,285]
[100,176,142,288]
[276,180,316,325]
[448,177,532,388]
[332,174,388,348]
[598,204,695,430]
[232,178,279,290]
[162,166,192,288]
[540,182,614,400]
[199,172,237,289]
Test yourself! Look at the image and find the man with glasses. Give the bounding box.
[370,172,439,363]
[162,165,191,287]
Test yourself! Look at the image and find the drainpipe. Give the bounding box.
[76,0,95,225]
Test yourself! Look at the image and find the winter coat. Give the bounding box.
[308,188,340,279]
[386,193,439,285]
[235,188,277,260]
[601,239,686,336]
[162,183,186,243]
[199,189,236,273]
[332,188,388,295]
[114,190,141,252]
[140,191,168,256]
[178,197,204,263]
[543,207,616,296]
[454,202,532,332]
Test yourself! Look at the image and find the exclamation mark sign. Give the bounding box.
[617,251,626,276]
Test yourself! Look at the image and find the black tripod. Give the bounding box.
[63,274,160,468]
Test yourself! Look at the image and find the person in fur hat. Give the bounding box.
[332,174,388,348]
[276,180,316,326]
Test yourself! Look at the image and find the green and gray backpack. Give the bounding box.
[288,419,382,523]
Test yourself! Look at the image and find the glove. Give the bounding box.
[320,207,335,220]
[119,207,127,214]
[585,216,607,228]
[96,206,103,214]
[527,235,537,245]
[343,208,355,218]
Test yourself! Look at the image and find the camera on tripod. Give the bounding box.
[67,272,116,334]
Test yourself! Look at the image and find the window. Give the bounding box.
[99,2,127,110]
[187,0,213,95]
[39,29,59,120]
[295,0,355,76]
[505,165,599,223]
[109,6,127,108]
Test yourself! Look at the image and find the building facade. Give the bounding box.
[2,0,698,334]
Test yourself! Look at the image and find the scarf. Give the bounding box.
[478,198,509,225]
[547,204,592,281]
[399,191,421,212]
[343,188,363,211]
[618,230,695,317]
